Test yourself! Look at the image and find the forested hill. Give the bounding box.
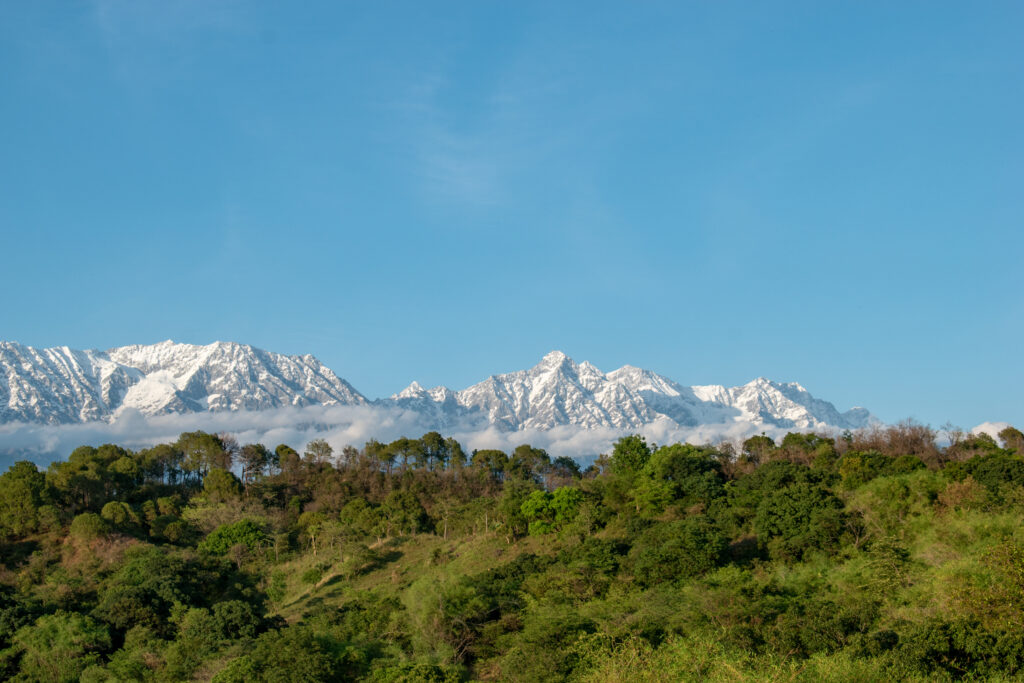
[3,422,1024,681]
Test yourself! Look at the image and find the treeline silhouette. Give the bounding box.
[2,420,1024,681]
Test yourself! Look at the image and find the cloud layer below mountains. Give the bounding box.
[0,404,789,468]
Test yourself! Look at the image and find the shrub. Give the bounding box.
[69,512,107,541]
[633,444,724,513]
[199,519,267,555]
[100,501,138,529]
[204,468,243,502]
[627,516,728,586]
[212,600,262,640]
[753,482,846,560]
[301,566,324,585]
[12,611,111,683]
[162,520,195,545]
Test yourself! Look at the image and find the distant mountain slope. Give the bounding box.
[1,342,872,433]
[388,350,873,432]
[0,340,367,424]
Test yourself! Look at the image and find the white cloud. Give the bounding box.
[0,404,807,470]
[972,421,1013,442]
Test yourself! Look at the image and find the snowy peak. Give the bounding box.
[391,381,457,404]
[538,349,569,366]
[386,380,481,430]
[0,342,142,424]
[447,351,653,430]
[389,351,874,433]
[1,343,874,434]
[1,340,366,424]
[393,381,428,399]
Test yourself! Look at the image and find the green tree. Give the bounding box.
[339,498,383,539]
[223,626,340,682]
[632,443,724,513]
[520,490,555,535]
[509,444,551,482]
[365,439,396,475]
[742,434,776,463]
[100,500,138,531]
[520,487,586,535]
[837,450,891,489]
[550,486,585,523]
[780,432,837,466]
[163,607,224,678]
[11,611,111,682]
[275,444,300,476]
[304,438,333,465]
[446,437,467,470]
[69,512,107,541]
[47,444,132,512]
[472,449,508,482]
[212,656,260,682]
[204,467,244,502]
[403,576,488,663]
[551,455,582,479]
[498,477,536,541]
[608,435,652,475]
[381,490,429,535]
[297,510,328,556]
[92,545,225,637]
[211,600,262,640]
[946,451,1024,498]
[200,519,267,555]
[100,625,164,681]
[239,443,272,484]
[754,482,847,560]
[626,516,727,586]
[421,431,449,470]
[0,461,49,540]
[998,426,1024,453]
[136,443,184,484]
[389,437,421,472]
[176,431,230,481]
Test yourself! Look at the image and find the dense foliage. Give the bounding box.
[2,423,1024,680]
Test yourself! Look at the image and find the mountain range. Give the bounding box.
[0,341,873,433]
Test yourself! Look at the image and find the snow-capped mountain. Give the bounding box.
[0,340,367,424]
[1,342,871,433]
[388,350,873,432]
[388,381,489,430]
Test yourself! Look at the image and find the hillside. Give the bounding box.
[2,421,1024,681]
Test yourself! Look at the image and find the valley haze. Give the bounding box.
[0,340,880,465]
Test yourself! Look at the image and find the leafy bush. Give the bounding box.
[627,516,727,586]
[100,501,138,529]
[633,444,724,513]
[753,482,846,560]
[947,452,1024,498]
[0,461,49,539]
[69,512,107,540]
[200,519,267,555]
[301,566,324,585]
[12,611,111,683]
[203,467,243,501]
[521,486,585,534]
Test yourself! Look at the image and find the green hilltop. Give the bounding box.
[3,423,1024,681]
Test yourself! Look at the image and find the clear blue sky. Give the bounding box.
[2,1,1021,429]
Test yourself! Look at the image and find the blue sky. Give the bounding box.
[2,1,1022,429]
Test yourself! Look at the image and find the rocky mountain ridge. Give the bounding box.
[390,350,872,432]
[0,340,366,425]
[0,341,872,432]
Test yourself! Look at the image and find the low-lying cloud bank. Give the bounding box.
[0,405,799,469]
